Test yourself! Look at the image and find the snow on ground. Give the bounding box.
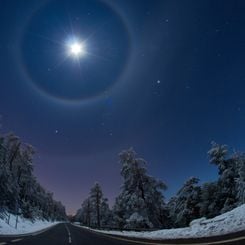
[0,213,59,235]
[88,204,245,240]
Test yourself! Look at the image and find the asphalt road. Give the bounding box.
[0,223,245,245]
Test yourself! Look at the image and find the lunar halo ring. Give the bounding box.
[18,0,133,106]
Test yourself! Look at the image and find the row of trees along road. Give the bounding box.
[75,143,245,229]
[0,133,67,224]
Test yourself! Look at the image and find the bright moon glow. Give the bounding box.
[69,42,85,57]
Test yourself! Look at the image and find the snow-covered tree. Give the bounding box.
[75,198,92,226]
[113,148,168,229]
[208,142,228,170]
[208,142,238,214]
[232,153,245,205]
[169,177,201,227]
[199,181,220,218]
[0,132,67,221]
[90,183,103,227]
[76,183,111,228]
[100,197,113,227]
[198,142,245,219]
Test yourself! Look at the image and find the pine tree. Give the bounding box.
[169,177,201,227]
[113,148,168,229]
[233,153,245,205]
[0,132,67,221]
[77,183,111,228]
[100,197,113,227]
[77,198,92,226]
[208,142,238,214]
[199,181,220,218]
[90,183,103,228]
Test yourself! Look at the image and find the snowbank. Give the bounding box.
[0,213,60,235]
[89,204,245,240]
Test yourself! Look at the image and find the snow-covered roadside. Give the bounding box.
[0,213,60,235]
[86,204,245,240]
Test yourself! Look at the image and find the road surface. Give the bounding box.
[0,223,245,245]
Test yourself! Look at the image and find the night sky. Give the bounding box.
[1,0,245,214]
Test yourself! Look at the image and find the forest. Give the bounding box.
[75,144,245,229]
[0,133,66,222]
[0,131,244,229]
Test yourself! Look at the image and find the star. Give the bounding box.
[55,130,59,134]
[157,80,161,84]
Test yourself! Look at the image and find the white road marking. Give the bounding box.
[65,224,72,244]
[0,242,7,245]
[11,238,23,242]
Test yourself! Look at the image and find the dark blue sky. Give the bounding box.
[1,0,245,214]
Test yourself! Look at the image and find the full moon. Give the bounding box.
[69,42,86,57]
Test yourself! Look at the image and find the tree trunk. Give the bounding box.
[96,192,100,228]
[9,143,21,171]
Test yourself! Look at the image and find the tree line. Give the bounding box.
[0,133,66,222]
[75,143,245,229]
